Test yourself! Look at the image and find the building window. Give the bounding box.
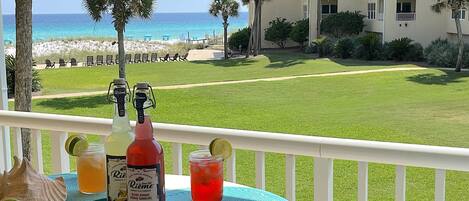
[368,3,376,19]
[321,4,338,14]
[397,2,413,13]
[452,9,466,20]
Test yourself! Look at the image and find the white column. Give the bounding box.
[0,0,11,172]
[314,158,333,201]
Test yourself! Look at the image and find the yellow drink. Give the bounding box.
[77,144,106,194]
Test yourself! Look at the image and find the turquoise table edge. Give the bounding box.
[50,173,287,201]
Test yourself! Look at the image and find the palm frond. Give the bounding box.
[83,0,109,21]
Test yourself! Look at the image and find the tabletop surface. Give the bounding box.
[53,173,287,201]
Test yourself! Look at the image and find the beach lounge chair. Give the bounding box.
[179,53,189,61]
[96,55,104,66]
[70,58,77,67]
[142,53,149,63]
[86,56,94,67]
[59,59,67,67]
[134,53,142,63]
[106,55,114,65]
[150,53,158,62]
[170,53,179,61]
[125,54,132,64]
[45,59,55,69]
[160,54,170,62]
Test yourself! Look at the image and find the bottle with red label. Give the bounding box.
[127,82,165,201]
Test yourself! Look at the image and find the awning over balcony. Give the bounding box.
[0,0,11,172]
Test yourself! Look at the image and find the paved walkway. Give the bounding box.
[9,67,427,101]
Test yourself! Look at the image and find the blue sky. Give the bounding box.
[1,0,248,15]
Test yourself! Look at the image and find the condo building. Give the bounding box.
[249,0,467,48]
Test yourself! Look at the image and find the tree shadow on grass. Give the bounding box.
[406,70,469,85]
[36,95,108,110]
[190,58,257,68]
[329,58,424,67]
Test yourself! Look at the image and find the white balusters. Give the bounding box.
[314,158,333,201]
[31,129,44,173]
[226,149,236,182]
[395,165,406,201]
[358,162,368,201]
[435,169,446,201]
[255,151,265,190]
[285,154,296,201]
[172,143,182,175]
[0,125,11,171]
[50,131,70,174]
[99,135,106,144]
[12,127,22,159]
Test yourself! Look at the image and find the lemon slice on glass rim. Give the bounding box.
[209,138,232,160]
[65,135,89,156]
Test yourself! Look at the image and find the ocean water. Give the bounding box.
[2,12,248,42]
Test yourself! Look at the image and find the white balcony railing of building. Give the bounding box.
[1,110,469,201]
[396,12,416,21]
[377,13,384,21]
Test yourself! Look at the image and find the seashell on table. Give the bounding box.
[0,156,67,201]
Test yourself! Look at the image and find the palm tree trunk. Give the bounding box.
[455,16,464,72]
[15,0,33,160]
[117,28,126,78]
[256,1,262,55]
[223,21,229,60]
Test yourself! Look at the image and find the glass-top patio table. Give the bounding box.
[53,173,287,201]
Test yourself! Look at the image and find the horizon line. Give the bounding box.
[1,11,249,15]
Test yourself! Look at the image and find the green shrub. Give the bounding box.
[334,37,355,59]
[6,55,41,98]
[289,18,309,47]
[312,36,333,57]
[424,39,458,68]
[353,33,382,60]
[321,11,365,38]
[228,27,250,51]
[406,43,424,61]
[265,18,293,48]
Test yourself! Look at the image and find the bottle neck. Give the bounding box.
[135,115,154,140]
[112,104,131,134]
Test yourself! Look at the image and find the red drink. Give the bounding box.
[190,150,223,201]
[127,83,165,201]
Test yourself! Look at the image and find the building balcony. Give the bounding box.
[0,110,468,200]
[396,12,416,21]
[377,13,384,21]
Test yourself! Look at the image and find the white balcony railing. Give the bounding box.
[377,13,384,21]
[396,12,416,21]
[1,110,469,201]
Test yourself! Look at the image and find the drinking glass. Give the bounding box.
[77,143,106,194]
[190,150,224,201]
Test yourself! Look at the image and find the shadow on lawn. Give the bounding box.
[264,54,306,68]
[36,95,108,110]
[190,58,257,68]
[329,58,421,67]
[406,70,469,85]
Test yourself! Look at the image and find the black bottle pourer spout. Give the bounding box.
[107,78,131,117]
[135,92,147,123]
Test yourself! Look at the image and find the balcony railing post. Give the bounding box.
[31,129,44,173]
[435,169,446,201]
[171,143,182,175]
[226,149,236,182]
[395,165,406,201]
[255,151,265,190]
[285,154,296,201]
[0,125,11,171]
[314,158,333,201]
[358,162,368,201]
[50,131,70,174]
[12,127,22,160]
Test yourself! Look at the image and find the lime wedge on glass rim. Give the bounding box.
[65,135,89,156]
[209,138,232,160]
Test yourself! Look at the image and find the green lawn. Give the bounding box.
[38,52,416,95]
[13,66,469,200]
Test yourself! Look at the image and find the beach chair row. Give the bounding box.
[85,53,189,67]
[44,58,78,69]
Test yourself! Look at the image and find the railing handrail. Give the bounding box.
[1,110,469,171]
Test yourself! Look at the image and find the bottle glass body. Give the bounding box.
[127,116,165,201]
[105,104,134,200]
